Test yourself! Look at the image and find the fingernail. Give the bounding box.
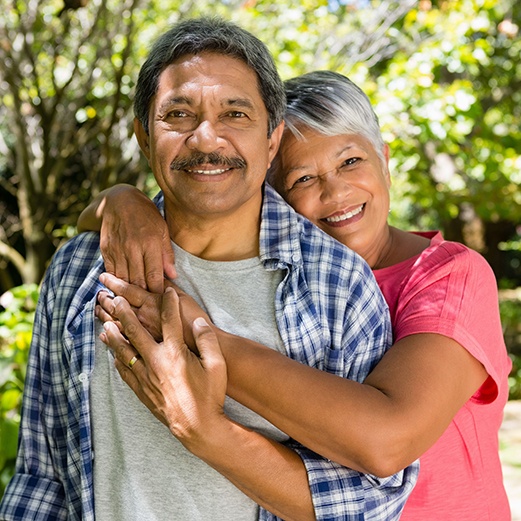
[193,317,208,328]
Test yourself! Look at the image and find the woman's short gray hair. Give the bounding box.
[269,70,385,192]
[134,17,286,137]
[284,70,384,158]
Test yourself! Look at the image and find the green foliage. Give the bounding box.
[499,295,521,400]
[369,0,521,239]
[0,284,38,498]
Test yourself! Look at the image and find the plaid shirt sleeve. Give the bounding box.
[0,234,102,521]
[283,444,417,521]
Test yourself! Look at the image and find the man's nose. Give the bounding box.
[186,120,226,153]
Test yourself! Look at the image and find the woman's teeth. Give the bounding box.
[325,204,364,223]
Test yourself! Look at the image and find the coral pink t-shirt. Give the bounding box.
[374,231,512,521]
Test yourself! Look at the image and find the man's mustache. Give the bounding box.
[170,152,247,171]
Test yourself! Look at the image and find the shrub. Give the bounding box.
[0,284,39,498]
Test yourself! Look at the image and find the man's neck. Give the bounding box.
[165,205,261,262]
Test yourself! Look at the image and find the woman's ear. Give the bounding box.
[383,143,391,187]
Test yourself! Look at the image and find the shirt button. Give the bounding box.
[78,372,88,383]
[292,254,300,263]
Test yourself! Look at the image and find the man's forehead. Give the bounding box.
[160,52,257,87]
[154,54,265,110]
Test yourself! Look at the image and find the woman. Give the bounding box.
[79,71,512,520]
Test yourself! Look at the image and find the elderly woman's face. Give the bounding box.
[277,128,391,263]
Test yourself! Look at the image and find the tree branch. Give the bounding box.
[0,239,26,280]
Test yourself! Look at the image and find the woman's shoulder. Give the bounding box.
[420,232,491,271]
[406,231,498,295]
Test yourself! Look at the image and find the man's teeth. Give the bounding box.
[325,205,364,223]
[188,168,229,175]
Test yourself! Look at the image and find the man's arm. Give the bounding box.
[100,289,316,521]
[0,234,103,520]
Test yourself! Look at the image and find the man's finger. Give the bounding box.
[95,303,123,331]
[100,272,149,307]
[192,317,226,372]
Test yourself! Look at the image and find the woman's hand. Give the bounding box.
[78,184,176,293]
[99,287,228,443]
[97,272,213,351]
[97,272,163,341]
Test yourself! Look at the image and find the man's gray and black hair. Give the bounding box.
[134,17,286,137]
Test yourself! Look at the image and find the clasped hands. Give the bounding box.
[97,272,228,453]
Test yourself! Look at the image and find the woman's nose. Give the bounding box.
[320,172,352,203]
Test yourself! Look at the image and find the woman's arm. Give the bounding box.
[218,330,487,476]
[78,184,176,292]
[98,274,487,477]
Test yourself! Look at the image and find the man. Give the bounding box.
[0,18,417,521]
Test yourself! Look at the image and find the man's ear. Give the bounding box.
[267,121,284,167]
[134,118,150,159]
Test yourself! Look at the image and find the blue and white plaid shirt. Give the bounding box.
[0,184,417,521]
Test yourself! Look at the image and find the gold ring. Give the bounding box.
[127,354,141,369]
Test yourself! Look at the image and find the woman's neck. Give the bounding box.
[372,227,430,270]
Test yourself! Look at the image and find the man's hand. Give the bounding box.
[99,287,228,446]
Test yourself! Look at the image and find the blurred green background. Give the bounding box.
[1,0,520,499]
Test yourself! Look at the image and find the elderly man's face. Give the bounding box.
[135,51,283,229]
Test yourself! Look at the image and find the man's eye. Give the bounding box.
[227,111,247,118]
[168,110,188,118]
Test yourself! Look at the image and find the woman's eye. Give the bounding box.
[288,174,315,190]
[341,157,361,168]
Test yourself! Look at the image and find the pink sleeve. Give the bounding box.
[393,242,511,403]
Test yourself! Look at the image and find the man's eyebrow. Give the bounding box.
[158,96,192,112]
[158,96,257,112]
[223,98,256,110]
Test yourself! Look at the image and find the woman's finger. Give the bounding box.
[100,320,142,372]
[161,287,188,349]
[100,273,149,308]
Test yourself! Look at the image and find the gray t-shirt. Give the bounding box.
[91,244,288,520]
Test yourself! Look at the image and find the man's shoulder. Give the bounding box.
[47,232,102,284]
[53,232,101,264]
[298,216,369,272]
